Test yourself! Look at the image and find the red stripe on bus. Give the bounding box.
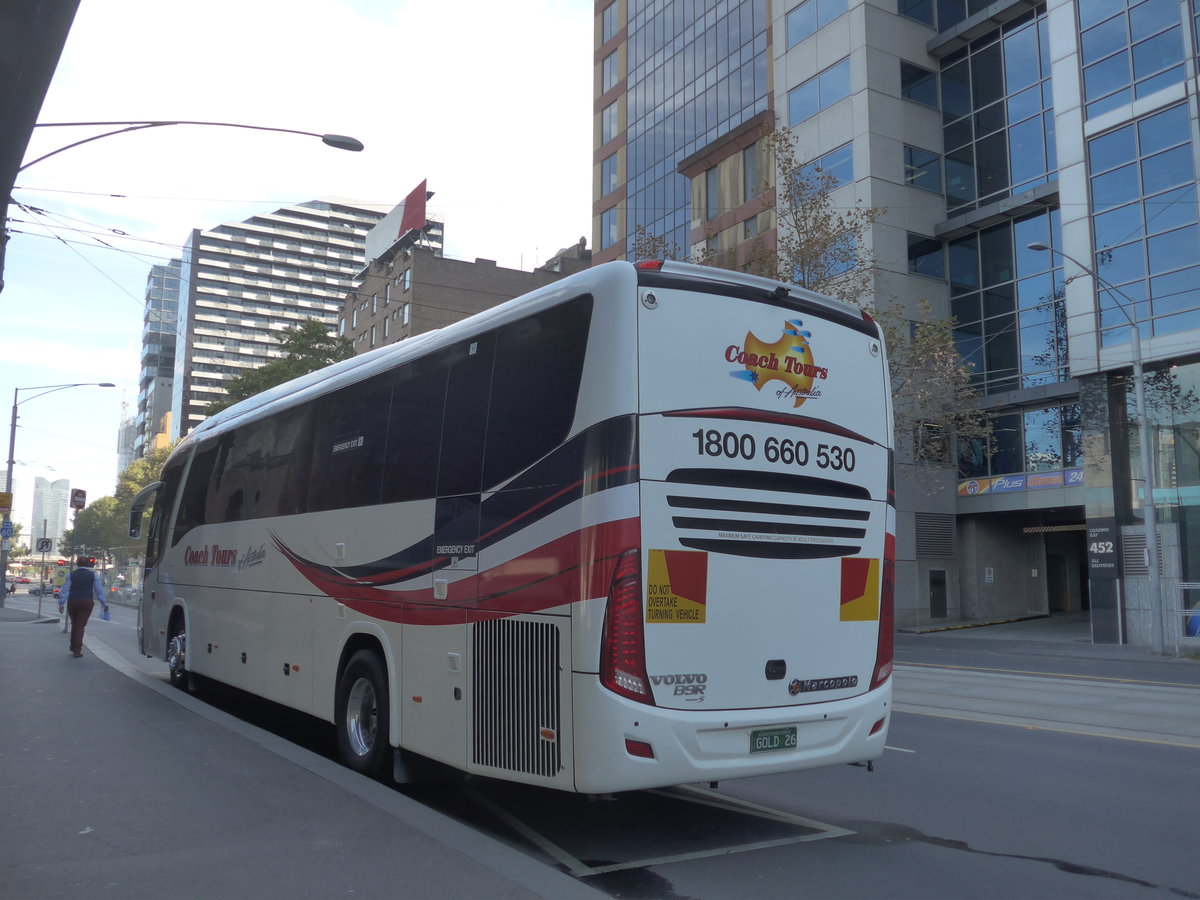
[274,517,640,626]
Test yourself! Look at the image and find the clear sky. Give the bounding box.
[1,0,593,539]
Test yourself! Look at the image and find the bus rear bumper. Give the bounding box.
[570,674,892,794]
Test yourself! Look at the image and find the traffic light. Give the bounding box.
[57,559,66,567]
[87,557,97,567]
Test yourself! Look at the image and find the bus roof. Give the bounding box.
[183,259,874,449]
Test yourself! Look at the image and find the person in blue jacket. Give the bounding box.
[61,557,107,658]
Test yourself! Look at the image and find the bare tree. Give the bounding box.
[634,125,989,470]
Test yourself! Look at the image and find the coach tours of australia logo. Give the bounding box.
[183,543,268,572]
[726,320,828,408]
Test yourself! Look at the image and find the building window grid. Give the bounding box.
[624,0,770,257]
[787,57,851,127]
[1080,0,1187,121]
[957,402,1082,480]
[785,0,847,48]
[1087,101,1200,346]
[602,3,619,43]
[601,153,620,196]
[904,145,943,194]
[799,142,854,189]
[900,61,939,109]
[949,210,1067,396]
[940,8,1055,216]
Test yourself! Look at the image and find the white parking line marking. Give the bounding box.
[463,782,852,878]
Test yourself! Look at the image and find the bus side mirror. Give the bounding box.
[128,481,162,541]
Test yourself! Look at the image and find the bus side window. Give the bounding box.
[147,456,185,567]
[381,351,449,503]
[483,296,593,489]
[171,443,219,546]
[308,374,393,512]
[438,332,496,497]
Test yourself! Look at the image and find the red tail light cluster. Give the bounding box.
[870,536,896,690]
[600,549,655,705]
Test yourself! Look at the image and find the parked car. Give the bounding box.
[29,585,58,597]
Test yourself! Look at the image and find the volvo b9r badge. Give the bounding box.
[726,320,828,408]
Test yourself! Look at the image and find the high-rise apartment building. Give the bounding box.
[135,258,180,458]
[594,0,1200,647]
[30,477,69,550]
[171,198,387,437]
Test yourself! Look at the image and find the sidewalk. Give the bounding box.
[0,606,604,900]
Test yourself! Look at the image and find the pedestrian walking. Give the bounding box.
[61,557,107,658]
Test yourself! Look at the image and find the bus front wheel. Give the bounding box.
[336,650,391,780]
[166,622,187,691]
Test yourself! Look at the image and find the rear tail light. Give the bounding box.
[870,534,895,690]
[600,549,655,705]
[634,259,665,271]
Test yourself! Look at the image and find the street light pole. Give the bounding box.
[3,119,364,295]
[0,382,115,608]
[1028,242,1165,654]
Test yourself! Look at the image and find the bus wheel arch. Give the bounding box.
[335,636,392,781]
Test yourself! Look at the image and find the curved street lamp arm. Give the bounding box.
[21,121,363,173]
[1026,242,1138,328]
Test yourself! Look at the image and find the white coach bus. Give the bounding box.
[130,260,895,794]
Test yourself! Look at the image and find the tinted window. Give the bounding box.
[901,62,938,108]
[308,375,393,511]
[438,333,496,497]
[483,296,594,489]
[149,455,186,564]
[207,405,314,523]
[381,351,450,503]
[172,443,219,545]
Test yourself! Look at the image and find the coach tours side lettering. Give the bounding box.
[183,545,237,567]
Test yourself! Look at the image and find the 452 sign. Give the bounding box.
[1087,518,1120,580]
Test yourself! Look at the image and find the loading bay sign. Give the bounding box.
[1087,517,1120,580]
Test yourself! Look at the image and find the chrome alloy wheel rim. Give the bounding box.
[167,632,186,677]
[346,677,378,757]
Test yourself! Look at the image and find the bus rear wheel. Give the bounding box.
[336,650,391,780]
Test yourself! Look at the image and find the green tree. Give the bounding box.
[205,319,354,416]
[116,441,177,507]
[69,496,131,563]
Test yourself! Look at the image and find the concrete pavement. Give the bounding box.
[3,595,1198,899]
[0,603,605,900]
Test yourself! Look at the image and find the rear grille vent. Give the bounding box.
[915,514,955,558]
[472,619,561,778]
[665,469,873,560]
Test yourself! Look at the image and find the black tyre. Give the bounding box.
[336,650,391,780]
[166,618,188,691]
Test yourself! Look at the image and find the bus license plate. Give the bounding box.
[750,726,797,754]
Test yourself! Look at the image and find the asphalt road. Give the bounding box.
[6,592,1198,899]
